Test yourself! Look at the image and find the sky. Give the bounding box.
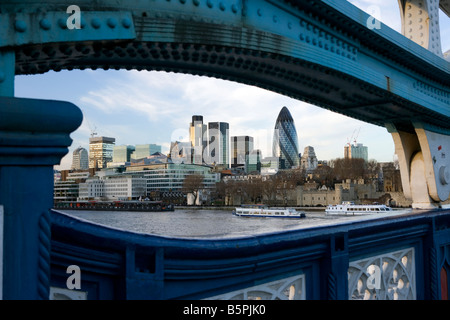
[14,0,450,170]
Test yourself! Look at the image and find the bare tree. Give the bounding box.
[261,176,278,206]
[182,174,204,203]
[331,158,365,181]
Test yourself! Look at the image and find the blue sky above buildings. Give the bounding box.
[14,0,450,170]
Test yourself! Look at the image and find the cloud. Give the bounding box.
[71,68,394,165]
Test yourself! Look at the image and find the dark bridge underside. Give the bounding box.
[15,37,447,135]
[6,0,449,134]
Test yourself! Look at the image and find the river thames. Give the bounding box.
[60,207,411,239]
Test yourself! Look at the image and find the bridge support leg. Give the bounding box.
[398,0,443,56]
[387,123,450,209]
[0,97,82,299]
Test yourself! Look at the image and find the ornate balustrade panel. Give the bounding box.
[348,247,416,300]
[206,274,306,300]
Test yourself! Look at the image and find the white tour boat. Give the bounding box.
[233,205,306,219]
[325,201,393,216]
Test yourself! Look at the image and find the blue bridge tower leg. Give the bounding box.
[0,96,82,299]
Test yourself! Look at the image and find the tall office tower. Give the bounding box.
[247,149,262,173]
[132,144,162,160]
[207,122,229,167]
[231,136,254,171]
[113,145,135,162]
[71,147,89,170]
[89,136,115,169]
[345,143,369,162]
[272,106,300,169]
[189,115,207,164]
[344,145,351,159]
[300,146,318,173]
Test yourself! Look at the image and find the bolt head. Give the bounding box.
[439,166,450,185]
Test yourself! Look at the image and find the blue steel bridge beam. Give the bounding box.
[1,1,448,127]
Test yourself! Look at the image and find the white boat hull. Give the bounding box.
[325,203,393,216]
[233,207,306,219]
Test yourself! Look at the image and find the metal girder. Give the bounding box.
[398,0,443,56]
[0,11,135,47]
[0,0,448,133]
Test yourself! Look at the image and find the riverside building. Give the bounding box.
[124,163,220,193]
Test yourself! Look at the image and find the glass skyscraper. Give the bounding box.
[272,107,300,169]
[207,122,229,168]
[189,115,207,165]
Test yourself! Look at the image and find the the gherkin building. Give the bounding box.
[272,106,300,169]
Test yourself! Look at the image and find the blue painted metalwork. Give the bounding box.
[49,209,450,300]
[0,0,449,299]
[0,97,82,299]
[0,0,447,133]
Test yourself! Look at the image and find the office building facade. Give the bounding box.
[132,144,162,160]
[247,149,262,174]
[113,145,135,163]
[272,107,300,169]
[231,136,254,171]
[71,147,88,170]
[207,122,229,168]
[189,115,207,165]
[89,136,116,169]
[344,143,369,162]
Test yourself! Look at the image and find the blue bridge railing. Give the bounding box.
[49,208,450,300]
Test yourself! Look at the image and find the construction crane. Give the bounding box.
[86,117,97,138]
[346,128,356,147]
[346,127,361,146]
[353,127,361,145]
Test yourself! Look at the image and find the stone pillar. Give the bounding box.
[387,122,450,209]
[0,96,82,299]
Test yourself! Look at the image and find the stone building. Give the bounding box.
[300,146,318,173]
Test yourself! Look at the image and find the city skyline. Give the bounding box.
[13,0,450,170]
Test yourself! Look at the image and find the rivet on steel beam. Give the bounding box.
[122,18,132,28]
[58,18,68,29]
[107,17,117,28]
[39,19,51,30]
[14,20,27,32]
[91,18,101,29]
